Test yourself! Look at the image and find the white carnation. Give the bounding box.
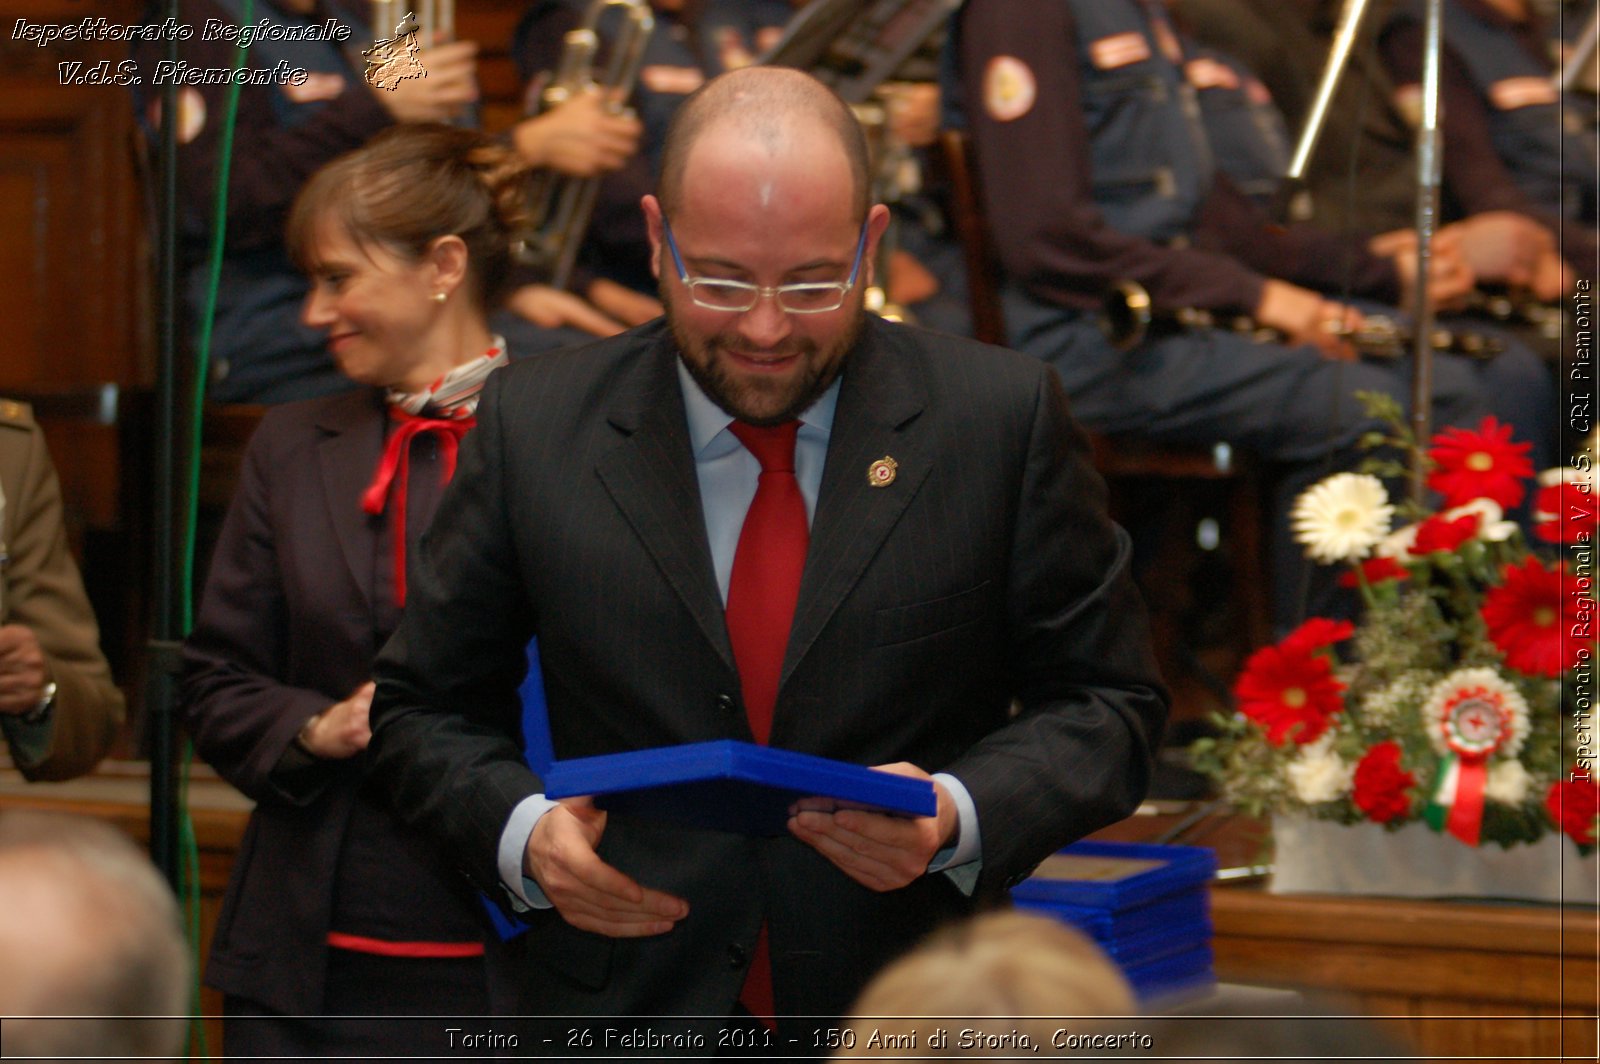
[1485,760,1532,805]
[1287,737,1354,804]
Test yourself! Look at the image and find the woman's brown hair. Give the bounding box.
[287,123,529,312]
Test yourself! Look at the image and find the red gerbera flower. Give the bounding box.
[1426,416,1533,510]
[1481,558,1590,676]
[1545,776,1600,846]
[1280,617,1356,655]
[1534,481,1597,546]
[1352,741,1415,824]
[1412,512,1479,555]
[1234,640,1346,745]
[1339,556,1409,589]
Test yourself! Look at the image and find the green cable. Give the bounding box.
[178,1,254,1056]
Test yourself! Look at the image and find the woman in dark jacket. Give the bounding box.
[182,124,533,1058]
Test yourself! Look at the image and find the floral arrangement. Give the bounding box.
[1191,396,1599,851]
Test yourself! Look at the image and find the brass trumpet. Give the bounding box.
[1102,280,1504,361]
[513,0,654,290]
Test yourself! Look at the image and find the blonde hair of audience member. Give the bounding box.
[838,911,1135,1057]
[0,811,189,1063]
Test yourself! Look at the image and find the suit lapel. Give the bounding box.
[316,390,386,615]
[594,338,735,672]
[784,320,930,688]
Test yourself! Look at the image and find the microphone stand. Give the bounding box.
[1274,0,1444,504]
[1407,0,1445,505]
[147,0,183,892]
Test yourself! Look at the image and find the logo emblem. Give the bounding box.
[867,457,898,488]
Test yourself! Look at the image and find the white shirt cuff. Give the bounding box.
[928,771,982,895]
[497,794,559,910]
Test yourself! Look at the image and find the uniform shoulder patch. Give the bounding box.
[984,55,1037,123]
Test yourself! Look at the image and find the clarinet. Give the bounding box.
[1102,281,1505,361]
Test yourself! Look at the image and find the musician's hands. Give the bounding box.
[512,90,642,178]
[507,284,626,337]
[0,626,50,716]
[1374,227,1476,311]
[1256,280,1363,361]
[376,40,480,124]
[1442,211,1554,289]
[787,763,958,892]
[296,681,374,759]
[587,278,663,327]
[525,796,689,937]
[1530,250,1574,303]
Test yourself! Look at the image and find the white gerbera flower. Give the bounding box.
[1292,473,1394,564]
[1286,735,1354,804]
[1422,667,1532,760]
[1485,760,1532,805]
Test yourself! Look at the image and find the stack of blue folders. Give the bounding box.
[1010,840,1217,1003]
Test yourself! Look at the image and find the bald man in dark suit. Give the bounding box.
[369,67,1167,1044]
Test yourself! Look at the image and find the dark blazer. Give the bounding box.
[182,388,468,1014]
[369,317,1168,1033]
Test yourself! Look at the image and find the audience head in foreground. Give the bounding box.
[0,810,189,1063]
[838,910,1136,1057]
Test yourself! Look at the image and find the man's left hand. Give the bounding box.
[787,763,958,892]
[0,625,49,716]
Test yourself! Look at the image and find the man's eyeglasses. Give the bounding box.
[661,215,868,314]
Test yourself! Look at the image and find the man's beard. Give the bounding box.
[666,303,864,426]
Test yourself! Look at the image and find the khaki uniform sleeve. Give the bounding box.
[0,404,125,780]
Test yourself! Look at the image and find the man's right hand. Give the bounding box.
[525,796,688,937]
[375,41,480,124]
[1255,279,1363,361]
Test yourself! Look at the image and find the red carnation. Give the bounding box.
[1280,617,1356,655]
[1534,481,1597,546]
[1339,556,1409,589]
[1481,558,1590,676]
[1412,512,1479,555]
[1545,776,1600,846]
[1352,741,1415,824]
[1234,640,1346,746]
[1426,416,1533,510]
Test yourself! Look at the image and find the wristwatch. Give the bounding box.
[21,680,57,725]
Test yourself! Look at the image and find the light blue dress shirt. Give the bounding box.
[497,363,981,908]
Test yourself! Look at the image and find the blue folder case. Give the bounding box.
[1013,884,1210,942]
[1009,841,1217,910]
[1124,942,1216,1003]
[542,739,939,836]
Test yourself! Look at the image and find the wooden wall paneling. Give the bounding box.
[1212,887,1600,1062]
[0,0,154,701]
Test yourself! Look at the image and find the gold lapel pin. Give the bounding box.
[867,456,898,488]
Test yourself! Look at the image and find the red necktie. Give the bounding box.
[725,420,808,746]
[724,420,806,1030]
[361,408,473,607]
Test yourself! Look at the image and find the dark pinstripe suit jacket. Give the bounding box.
[370,316,1168,1033]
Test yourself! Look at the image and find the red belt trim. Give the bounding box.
[326,931,486,958]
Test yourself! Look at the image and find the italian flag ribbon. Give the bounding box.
[1423,680,1518,846]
